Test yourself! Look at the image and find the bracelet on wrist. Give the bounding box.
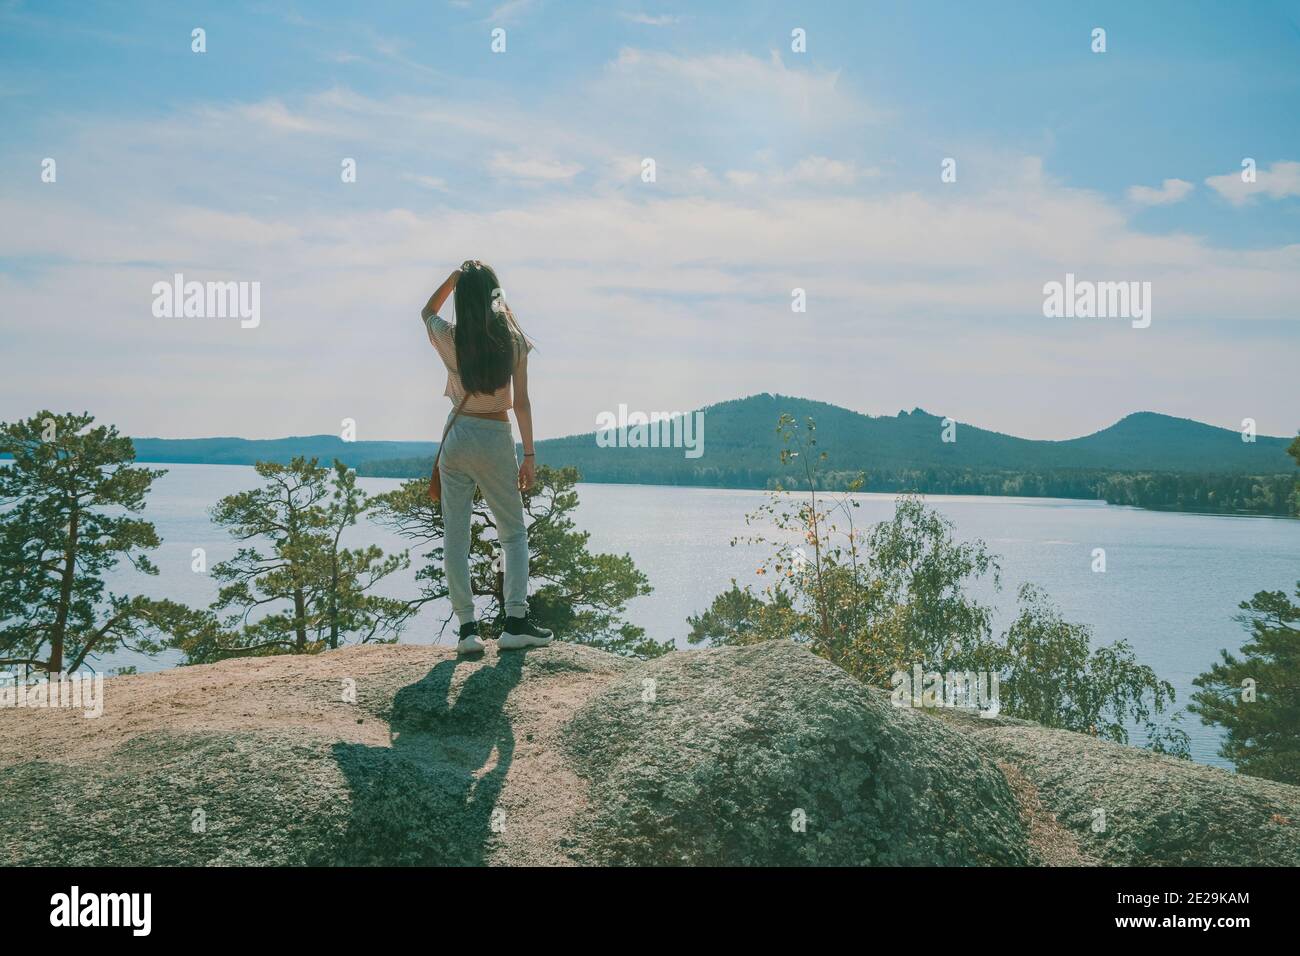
[523,452,535,458]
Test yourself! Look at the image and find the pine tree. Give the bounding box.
[1191,585,1300,784]
[0,411,208,673]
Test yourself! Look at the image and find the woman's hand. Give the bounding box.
[518,455,535,492]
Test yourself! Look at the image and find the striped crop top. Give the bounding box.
[423,310,531,414]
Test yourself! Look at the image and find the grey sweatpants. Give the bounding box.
[438,413,529,625]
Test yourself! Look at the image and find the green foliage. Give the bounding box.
[1190,584,1300,783]
[1290,435,1300,515]
[175,458,409,663]
[691,415,1001,686]
[1094,471,1294,515]
[691,412,1188,754]
[997,584,1189,755]
[686,580,802,648]
[371,464,668,658]
[0,411,207,673]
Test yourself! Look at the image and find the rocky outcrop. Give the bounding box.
[948,709,1300,867]
[1,640,1295,866]
[563,642,1028,865]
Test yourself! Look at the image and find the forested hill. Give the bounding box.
[357,395,1297,516]
[527,394,1292,478]
[44,394,1291,515]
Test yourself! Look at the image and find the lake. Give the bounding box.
[82,462,1300,770]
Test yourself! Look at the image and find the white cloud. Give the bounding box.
[621,12,682,26]
[488,0,535,24]
[234,99,338,135]
[1127,178,1193,206]
[685,164,716,186]
[369,34,442,78]
[5,169,1299,442]
[401,173,449,191]
[724,156,878,188]
[776,156,877,185]
[3,67,1298,442]
[603,47,881,128]
[1205,160,1300,206]
[488,152,583,182]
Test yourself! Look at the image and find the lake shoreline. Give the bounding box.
[10,463,1298,771]
[38,454,1296,521]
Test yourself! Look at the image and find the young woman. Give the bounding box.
[421,260,553,655]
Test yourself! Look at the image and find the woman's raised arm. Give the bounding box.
[421,268,461,322]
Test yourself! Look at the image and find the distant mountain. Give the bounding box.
[1056,410,1286,472]
[353,395,1296,515]
[128,435,439,468]
[522,394,1293,480]
[39,395,1287,515]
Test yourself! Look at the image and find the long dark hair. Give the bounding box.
[452,262,527,395]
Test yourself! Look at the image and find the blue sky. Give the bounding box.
[1,0,1298,441]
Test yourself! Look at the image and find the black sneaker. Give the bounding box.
[456,620,484,655]
[499,615,553,650]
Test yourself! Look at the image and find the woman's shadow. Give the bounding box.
[331,649,525,865]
